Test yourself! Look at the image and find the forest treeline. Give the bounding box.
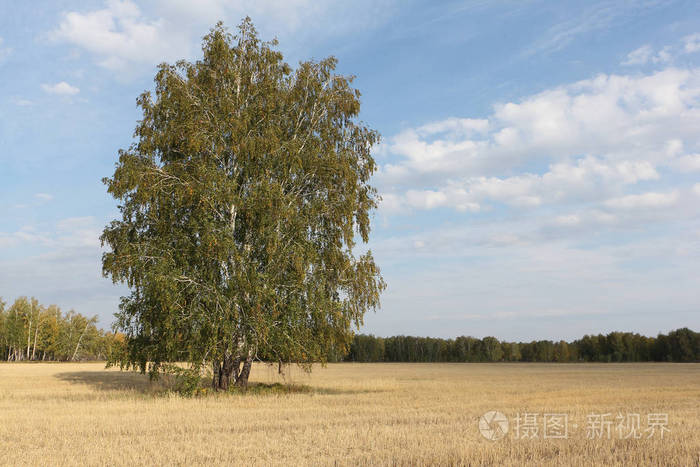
[345,329,700,363]
[2,296,698,363]
[0,297,122,361]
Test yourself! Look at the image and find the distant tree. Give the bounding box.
[666,328,699,362]
[63,311,99,361]
[41,305,63,360]
[554,340,570,362]
[519,342,535,361]
[101,19,384,389]
[481,337,503,362]
[6,298,28,361]
[507,342,522,361]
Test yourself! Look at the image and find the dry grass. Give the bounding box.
[0,362,698,466]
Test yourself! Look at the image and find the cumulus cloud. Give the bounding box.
[620,34,700,68]
[49,0,190,73]
[49,0,397,76]
[383,156,661,213]
[416,117,490,136]
[41,81,80,95]
[378,67,700,216]
[374,64,700,337]
[604,191,679,210]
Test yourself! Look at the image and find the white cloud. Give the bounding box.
[0,217,100,251]
[50,0,189,73]
[34,193,54,202]
[604,191,679,210]
[366,203,700,338]
[11,97,34,107]
[156,0,396,39]
[378,67,700,216]
[622,45,672,66]
[0,226,51,249]
[381,156,661,214]
[555,214,581,226]
[417,118,489,136]
[376,65,700,333]
[673,153,700,171]
[404,189,450,210]
[41,81,80,96]
[622,45,652,65]
[620,33,700,69]
[49,0,397,76]
[378,193,403,213]
[656,46,673,64]
[684,33,700,53]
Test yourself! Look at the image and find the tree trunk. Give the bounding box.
[220,355,232,390]
[234,354,252,389]
[214,354,242,391]
[71,320,91,361]
[31,325,39,360]
[230,356,242,384]
[212,360,220,390]
[26,315,32,359]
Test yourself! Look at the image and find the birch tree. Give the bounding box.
[101,19,385,389]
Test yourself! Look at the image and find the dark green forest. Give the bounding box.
[343,329,700,363]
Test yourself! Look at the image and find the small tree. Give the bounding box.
[101,19,384,389]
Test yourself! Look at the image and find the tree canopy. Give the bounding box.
[101,19,385,389]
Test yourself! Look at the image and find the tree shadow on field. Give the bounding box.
[54,371,388,397]
[55,370,152,393]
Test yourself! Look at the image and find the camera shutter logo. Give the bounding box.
[479,411,509,441]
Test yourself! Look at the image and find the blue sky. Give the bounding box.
[1,0,699,340]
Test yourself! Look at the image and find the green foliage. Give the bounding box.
[343,329,700,363]
[101,19,384,388]
[348,334,385,362]
[0,297,106,361]
[159,364,206,397]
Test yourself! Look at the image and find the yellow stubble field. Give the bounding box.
[0,362,698,465]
